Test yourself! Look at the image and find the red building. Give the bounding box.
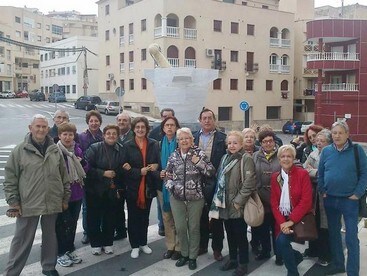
[306,19,367,142]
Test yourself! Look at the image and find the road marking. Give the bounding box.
[0,161,7,163]
[0,198,7,207]
[0,150,12,153]
[0,155,9,158]
[0,145,16,149]
[0,168,4,170]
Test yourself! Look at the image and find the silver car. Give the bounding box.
[95,100,122,115]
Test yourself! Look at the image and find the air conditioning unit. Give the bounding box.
[206,49,214,57]
[108,73,114,80]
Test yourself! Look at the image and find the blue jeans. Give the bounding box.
[276,233,300,276]
[324,196,359,276]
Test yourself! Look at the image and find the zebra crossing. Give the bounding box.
[0,102,75,110]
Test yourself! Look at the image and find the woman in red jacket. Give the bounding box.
[270,145,313,276]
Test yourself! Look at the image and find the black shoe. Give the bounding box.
[232,264,247,276]
[294,251,303,266]
[275,255,284,266]
[81,234,89,244]
[175,256,189,267]
[220,260,238,271]
[325,265,346,275]
[113,232,127,241]
[302,248,318,258]
[171,251,181,260]
[198,248,208,256]
[163,250,174,259]
[158,228,165,236]
[188,259,197,270]
[255,252,271,261]
[42,270,59,276]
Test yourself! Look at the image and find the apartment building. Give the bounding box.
[0,6,97,93]
[39,36,99,101]
[97,0,295,130]
[306,19,367,142]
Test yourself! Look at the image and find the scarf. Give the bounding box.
[209,155,239,219]
[57,141,86,183]
[160,135,177,212]
[136,138,148,209]
[279,168,291,216]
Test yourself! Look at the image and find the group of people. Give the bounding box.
[3,107,367,276]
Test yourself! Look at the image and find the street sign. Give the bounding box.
[240,101,250,111]
[115,87,125,97]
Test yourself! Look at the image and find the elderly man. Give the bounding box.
[193,108,227,261]
[48,110,70,140]
[117,112,134,145]
[3,114,70,276]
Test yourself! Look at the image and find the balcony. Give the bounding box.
[168,58,179,67]
[303,89,315,96]
[269,64,290,73]
[184,59,196,67]
[128,34,134,45]
[154,26,180,38]
[120,63,125,73]
[119,36,124,47]
[307,52,359,61]
[303,68,318,75]
[245,62,259,74]
[211,59,227,71]
[184,28,197,40]
[129,62,134,71]
[318,83,359,92]
[270,38,291,48]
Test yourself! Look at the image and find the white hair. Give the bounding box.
[30,114,48,125]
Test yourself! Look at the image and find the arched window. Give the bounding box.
[167,45,179,67]
[184,47,196,67]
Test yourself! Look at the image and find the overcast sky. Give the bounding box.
[0,0,365,15]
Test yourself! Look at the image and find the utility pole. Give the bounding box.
[83,46,89,96]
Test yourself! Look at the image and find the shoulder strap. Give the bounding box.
[354,144,360,178]
[240,155,244,183]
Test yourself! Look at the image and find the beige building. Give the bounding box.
[97,0,296,130]
[0,6,97,93]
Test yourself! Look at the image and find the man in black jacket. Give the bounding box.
[193,108,226,261]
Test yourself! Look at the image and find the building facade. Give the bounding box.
[39,36,99,101]
[97,0,295,130]
[306,19,367,142]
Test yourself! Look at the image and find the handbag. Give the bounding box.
[240,155,264,227]
[292,212,318,242]
[353,144,367,218]
[202,176,217,205]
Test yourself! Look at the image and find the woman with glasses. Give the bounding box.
[252,130,282,265]
[164,127,215,270]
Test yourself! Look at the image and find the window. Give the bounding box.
[247,52,254,71]
[24,31,29,41]
[262,5,269,9]
[15,16,21,23]
[129,79,134,90]
[230,51,238,62]
[37,23,41,29]
[141,106,150,113]
[105,4,110,15]
[231,22,239,34]
[141,49,146,61]
[105,30,110,41]
[72,85,76,94]
[15,31,21,38]
[129,23,134,34]
[246,79,254,90]
[66,67,70,75]
[106,55,110,66]
[120,79,125,90]
[247,24,255,35]
[120,26,124,36]
[218,107,232,121]
[37,35,41,42]
[213,78,222,90]
[141,19,146,32]
[142,78,147,90]
[51,25,63,35]
[72,65,76,74]
[66,85,70,94]
[266,80,273,91]
[230,79,238,90]
[106,80,111,91]
[33,64,39,69]
[46,25,50,31]
[213,20,222,32]
[120,52,124,63]
[266,106,280,119]
[242,1,247,5]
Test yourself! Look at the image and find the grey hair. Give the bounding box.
[331,121,349,133]
[176,127,193,140]
[116,112,131,123]
[317,129,332,143]
[30,114,48,125]
[242,128,256,137]
[277,144,296,159]
[54,109,69,119]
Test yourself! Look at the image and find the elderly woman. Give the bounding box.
[270,145,313,276]
[84,125,125,255]
[157,116,181,260]
[302,129,332,265]
[318,121,367,276]
[252,130,282,264]
[242,128,259,156]
[122,117,161,259]
[209,131,256,276]
[165,127,215,270]
[291,125,323,163]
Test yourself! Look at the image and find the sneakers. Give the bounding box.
[65,251,82,264]
[103,246,114,254]
[317,259,330,267]
[140,245,152,254]
[91,247,102,255]
[131,248,140,258]
[57,254,73,267]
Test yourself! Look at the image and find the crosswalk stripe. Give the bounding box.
[0,155,9,158]
[14,104,25,108]
[0,198,8,207]
[0,145,16,149]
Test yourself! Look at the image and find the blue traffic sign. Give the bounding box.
[240,101,250,111]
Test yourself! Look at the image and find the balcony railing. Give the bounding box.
[269,64,290,73]
[270,38,291,48]
[303,68,318,75]
[184,28,197,40]
[128,34,134,45]
[119,36,124,47]
[129,62,134,71]
[154,27,162,38]
[307,52,359,61]
[120,63,125,73]
[168,58,179,67]
[154,26,180,38]
[184,59,196,67]
[317,83,359,92]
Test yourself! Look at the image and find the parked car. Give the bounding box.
[0,91,15,98]
[95,100,122,115]
[29,90,46,101]
[48,92,67,103]
[282,120,303,134]
[74,95,102,111]
[15,90,29,98]
[301,121,314,134]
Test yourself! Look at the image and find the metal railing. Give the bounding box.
[166,26,179,38]
[120,63,125,73]
[318,83,359,91]
[119,36,124,47]
[184,59,196,67]
[184,28,197,39]
[128,34,134,45]
[168,58,179,67]
[129,62,134,71]
[307,52,359,61]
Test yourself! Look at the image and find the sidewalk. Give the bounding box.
[359,219,367,273]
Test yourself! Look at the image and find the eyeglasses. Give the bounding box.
[261,139,274,144]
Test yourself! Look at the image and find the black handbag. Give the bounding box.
[353,144,367,218]
[202,176,217,205]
